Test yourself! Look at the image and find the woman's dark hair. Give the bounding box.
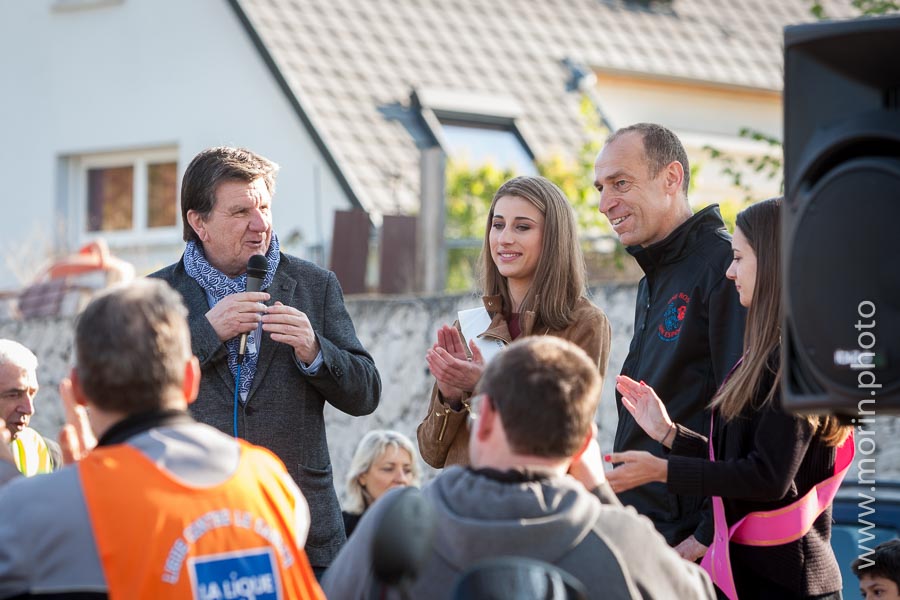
[711,197,850,446]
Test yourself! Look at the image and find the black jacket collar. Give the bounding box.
[467,466,561,484]
[628,204,728,275]
[97,409,195,447]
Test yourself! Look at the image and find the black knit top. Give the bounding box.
[666,355,842,597]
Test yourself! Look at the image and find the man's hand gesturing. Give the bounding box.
[205,292,270,342]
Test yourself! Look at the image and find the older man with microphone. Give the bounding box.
[151,146,381,576]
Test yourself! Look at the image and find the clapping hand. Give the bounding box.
[425,325,484,404]
[616,376,674,445]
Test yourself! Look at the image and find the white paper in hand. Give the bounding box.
[457,307,505,364]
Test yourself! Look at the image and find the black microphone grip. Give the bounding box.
[238,254,269,361]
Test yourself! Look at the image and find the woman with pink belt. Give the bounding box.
[607,197,853,599]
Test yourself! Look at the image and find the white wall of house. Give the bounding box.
[0,0,352,289]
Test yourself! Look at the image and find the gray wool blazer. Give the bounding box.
[150,253,381,567]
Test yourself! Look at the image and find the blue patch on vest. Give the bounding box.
[189,548,281,600]
[657,292,690,342]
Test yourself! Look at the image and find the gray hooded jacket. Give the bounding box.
[322,466,715,599]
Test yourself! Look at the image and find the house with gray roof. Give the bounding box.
[0,0,852,294]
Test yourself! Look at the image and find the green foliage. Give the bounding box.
[536,95,611,240]
[697,126,785,231]
[443,160,516,292]
[444,160,515,240]
[445,246,483,293]
[718,129,782,181]
[852,0,900,14]
[701,126,783,207]
[705,3,898,232]
[710,197,744,234]
[810,0,900,18]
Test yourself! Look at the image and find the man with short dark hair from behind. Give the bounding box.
[322,336,715,599]
[0,279,324,599]
[853,539,900,600]
[594,123,746,559]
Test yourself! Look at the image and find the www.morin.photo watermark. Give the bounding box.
[852,300,878,569]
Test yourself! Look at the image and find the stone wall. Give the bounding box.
[324,283,641,492]
[2,283,897,503]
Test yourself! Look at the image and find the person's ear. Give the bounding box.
[571,424,596,464]
[475,395,496,441]
[69,368,89,407]
[358,473,368,488]
[186,210,209,242]
[184,357,201,405]
[663,160,685,195]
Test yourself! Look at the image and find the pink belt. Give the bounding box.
[700,414,854,600]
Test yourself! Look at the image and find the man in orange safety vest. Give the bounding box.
[0,279,323,600]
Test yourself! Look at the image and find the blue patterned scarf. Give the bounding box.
[183,234,281,401]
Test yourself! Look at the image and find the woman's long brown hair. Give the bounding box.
[710,197,849,446]
[479,176,586,330]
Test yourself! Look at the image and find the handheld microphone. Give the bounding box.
[238,254,269,362]
[371,488,435,595]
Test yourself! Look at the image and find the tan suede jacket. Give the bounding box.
[417,295,612,468]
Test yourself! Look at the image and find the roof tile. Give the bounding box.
[237,0,856,214]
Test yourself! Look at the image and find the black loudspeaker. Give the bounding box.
[783,16,900,416]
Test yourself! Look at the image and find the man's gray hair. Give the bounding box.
[0,339,38,373]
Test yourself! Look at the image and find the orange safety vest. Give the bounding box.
[79,440,324,600]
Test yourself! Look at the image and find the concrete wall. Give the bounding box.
[324,284,641,490]
[0,0,350,288]
[2,283,896,505]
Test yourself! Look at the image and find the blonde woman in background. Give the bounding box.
[342,430,420,538]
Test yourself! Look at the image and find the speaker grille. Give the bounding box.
[786,157,900,398]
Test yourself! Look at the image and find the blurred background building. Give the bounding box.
[0,0,854,298]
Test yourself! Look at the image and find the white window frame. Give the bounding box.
[412,88,537,172]
[52,0,124,13]
[68,147,181,248]
[436,117,537,175]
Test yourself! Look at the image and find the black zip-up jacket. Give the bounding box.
[613,205,746,547]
